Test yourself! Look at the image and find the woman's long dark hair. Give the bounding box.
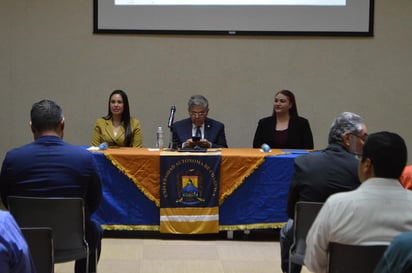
[104,90,133,146]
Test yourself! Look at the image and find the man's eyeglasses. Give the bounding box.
[351,133,368,142]
[190,111,206,117]
[354,152,363,161]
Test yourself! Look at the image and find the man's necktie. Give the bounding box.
[195,126,202,138]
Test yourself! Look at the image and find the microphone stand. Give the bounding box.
[167,125,176,151]
[166,105,176,151]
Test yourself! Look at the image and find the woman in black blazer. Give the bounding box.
[253,89,314,149]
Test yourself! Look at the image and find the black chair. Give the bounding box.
[8,196,90,272]
[289,201,323,273]
[21,227,54,273]
[404,264,412,273]
[328,243,387,273]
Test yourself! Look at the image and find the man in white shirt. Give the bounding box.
[304,131,412,273]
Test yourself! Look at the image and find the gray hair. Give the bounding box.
[30,99,63,132]
[328,112,364,144]
[188,95,209,110]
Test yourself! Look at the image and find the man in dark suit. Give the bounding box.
[0,99,102,273]
[172,94,228,149]
[280,112,368,273]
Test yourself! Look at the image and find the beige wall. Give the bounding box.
[1,1,412,162]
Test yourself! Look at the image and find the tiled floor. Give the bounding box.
[54,230,311,273]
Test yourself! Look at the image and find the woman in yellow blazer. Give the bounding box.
[92,90,143,147]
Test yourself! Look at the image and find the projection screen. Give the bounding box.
[93,0,374,36]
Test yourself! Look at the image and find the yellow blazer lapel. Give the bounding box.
[104,119,117,143]
[104,119,125,145]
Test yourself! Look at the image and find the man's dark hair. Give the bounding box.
[30,99,63,132]
[361,131,407,179]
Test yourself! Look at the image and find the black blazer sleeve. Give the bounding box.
[253,119,265,148]
[288,117,314,149]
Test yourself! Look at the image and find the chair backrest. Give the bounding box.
[21,227,54,273]
[328,243,387,273]
[289,201,323,265]
[404,263,412,273]
[8,196,89,264]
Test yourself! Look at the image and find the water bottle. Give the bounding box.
[156,126,164,149]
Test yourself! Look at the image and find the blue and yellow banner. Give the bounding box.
[160,154,220,234]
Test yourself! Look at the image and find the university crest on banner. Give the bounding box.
[160,154,220,234]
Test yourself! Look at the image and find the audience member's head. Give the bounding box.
[328,112,367,155]
[400,165,412,190]
[359,131,407,182]
[30,99,64,139]
[187,95,209,127]
[273,89,298,117]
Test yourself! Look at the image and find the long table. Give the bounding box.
[91,148,307,232]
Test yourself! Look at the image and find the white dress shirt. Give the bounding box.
[304,178,412,273]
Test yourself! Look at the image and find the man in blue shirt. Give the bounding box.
[374,231,412,273]
[0,210,36,273]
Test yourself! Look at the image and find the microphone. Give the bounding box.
[168,106,176,128]
[99,142,109,150]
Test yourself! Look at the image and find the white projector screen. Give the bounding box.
[93,0,374,36]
